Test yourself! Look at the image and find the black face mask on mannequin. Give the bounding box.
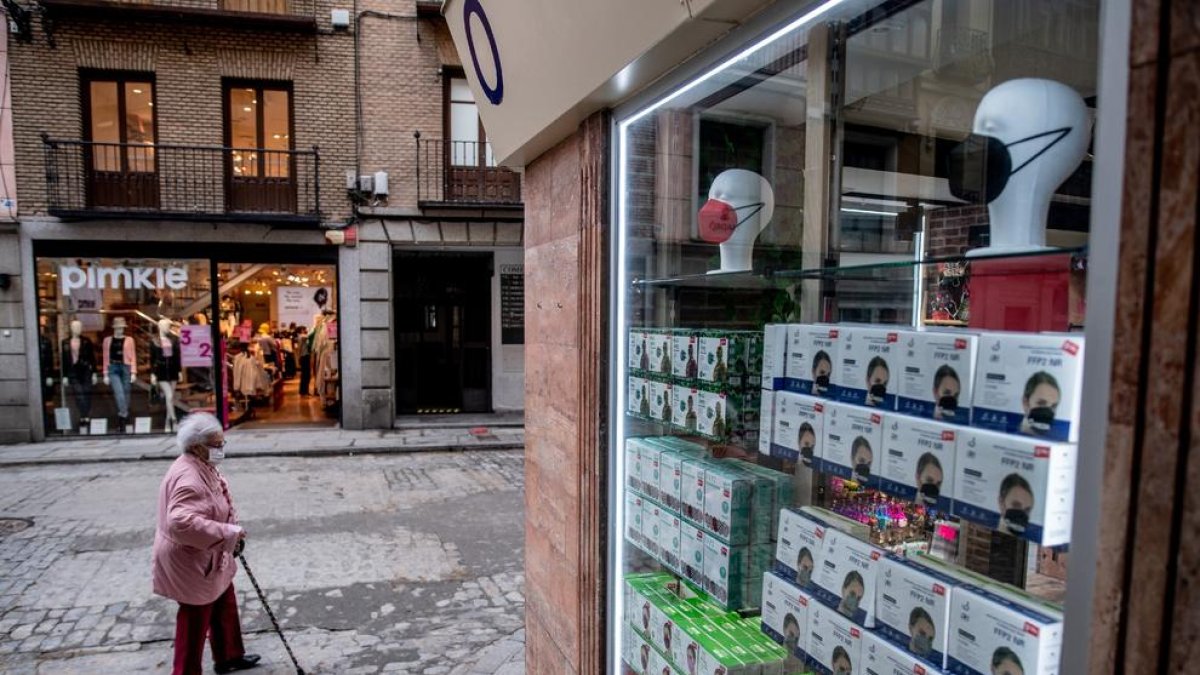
[948,127,1072,204]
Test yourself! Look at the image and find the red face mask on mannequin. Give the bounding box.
[697,199,764,243]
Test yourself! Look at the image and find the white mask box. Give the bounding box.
[649,379,674,426]
[773,391,826,468]
[951,427,1076,546]
[971,333,1085,442]
[805,603,864,675]
[862,630,942,675]
[835,327,904,410]
[660,510,682,574]
[785,324,839,398]
[759,389,776,458]
[648,330,674,376]
[625,491,645,549]
[775,508,828,590]
[823,402,884,486]
[658,449,684,513]
[703,460,767,545]
[946,583,1063,675]
[879,416,957,513]
[630,328,649,374]
[761,570,812,661]
[812,528,883,628]
[737,460,795,540]
[898,331,978,425]
[644,500,666,559]
[680,520,706,586]
[680,456,709,527]
[703,536,748,609]
[625,437,645,494]
[673,385,702,434]
[763,323,790,390]
[874,554,957,670]
[672,330,700,382]
[630,375,652,420]
[639,442,664,501]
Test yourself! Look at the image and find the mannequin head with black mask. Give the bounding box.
[697,169,775,274]
[1020,371,1061,436]
[949,78,1091,256]
[998,473,1035,536]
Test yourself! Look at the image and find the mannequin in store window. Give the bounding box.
[150,318,183,432]
[103,317,137,430]
[56,319,98,430]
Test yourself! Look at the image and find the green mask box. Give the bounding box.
[703,461,755,544]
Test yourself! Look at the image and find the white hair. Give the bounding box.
[176,412,223,455]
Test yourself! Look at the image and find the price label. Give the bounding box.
[134,417,152,434]
[179,325,215,368]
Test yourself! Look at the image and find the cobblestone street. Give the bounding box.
[0,450,526,674]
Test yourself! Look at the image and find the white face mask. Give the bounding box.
[207,444,226,465]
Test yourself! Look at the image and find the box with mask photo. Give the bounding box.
[951,427,1076,546]
[898,331,978,425]
[862,630,942,675]
[971,333,1084,442]
[629,328,649,375]
[772,391,825,468]
[822,402,884,486]
[672,329,700,383]
[945,583,1063,675]
[834,327,904,410]
[874,554,961,670]
[760,570,812,662]
[762,323,790,390]
[697,330,760,390]
[785,324,839,397]
[649,378,674,427]
[811,527,883,628]
[775,508,828,589]
[629,375,652,421]
[648,329,674,377]
[878,416,957,513]
[803,603,864,675]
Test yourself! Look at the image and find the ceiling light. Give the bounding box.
[132,88,143,94]
[243,106,252,112]
[273,134,281,139]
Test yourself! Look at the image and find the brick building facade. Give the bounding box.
[0,0,523,442]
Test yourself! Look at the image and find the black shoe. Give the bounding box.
[215,654,261,673]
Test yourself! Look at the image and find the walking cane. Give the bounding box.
[234,541,307,675]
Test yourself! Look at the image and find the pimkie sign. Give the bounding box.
[60,265,188,296]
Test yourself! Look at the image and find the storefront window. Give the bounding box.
[615,1,1098,673]
[36,257,214,436]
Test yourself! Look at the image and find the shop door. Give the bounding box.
[394,252,492,414]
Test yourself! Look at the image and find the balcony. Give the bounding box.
[39,0,318,32]
[415,137,523,209]
[43,136,321,225]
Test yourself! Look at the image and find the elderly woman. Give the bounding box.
[152,412,261,674]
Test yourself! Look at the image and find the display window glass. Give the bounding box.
[614,1,1099,673]
[36,256,215,436]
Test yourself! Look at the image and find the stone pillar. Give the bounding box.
[0,226,32,442]
[341,220,394,429]
[523,111,609,675]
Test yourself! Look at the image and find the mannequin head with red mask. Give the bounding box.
[697,169,775,274]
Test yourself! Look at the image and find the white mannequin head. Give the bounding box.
[70,320,83,337]
[961,78,1090,255]
[112,317,126,338]
[158,318,172,336]
[698,169,776,273]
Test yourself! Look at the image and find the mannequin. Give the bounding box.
[102,317,137,429]
[57,319,98,428]
[697,169,776,274]
[256,322,277,362]
[949,78,1091,256]
[149,318,182,432]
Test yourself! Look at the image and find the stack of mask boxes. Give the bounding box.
[624,436,792,611]
[624,572,793,675]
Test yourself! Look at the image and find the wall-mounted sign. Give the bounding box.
[59,265,188,296]
[500,264,524,344]
[276,287,334,331]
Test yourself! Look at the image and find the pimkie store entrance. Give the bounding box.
[33,241,340,437]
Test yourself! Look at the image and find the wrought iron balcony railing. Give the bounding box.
[42,136,321,225]
[415,135,522,207]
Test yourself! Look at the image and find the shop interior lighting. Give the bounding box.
[615,0,851,667]
[841,207,900,217]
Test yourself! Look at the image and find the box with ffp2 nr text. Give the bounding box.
[811,527,883,628]
[804,603,864,675]
[672,329,700,383]
[761,570,812,659]
[946,583,1063,675]
[775,508,828,590]
[648,329,674,377]
[878,416,957,512]
[823,402,884,486]
[874,554,958,670]
[834,326,905,410]
[772,391,826,468]
[971,333,1085,442]
[862,630,944,675]
[952,427,1076,546]
[898,330,978,425]
[785,324,839,397]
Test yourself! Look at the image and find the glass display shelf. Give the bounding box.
[630,245,1087,289]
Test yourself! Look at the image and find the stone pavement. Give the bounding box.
[0,425,524,467]
[0,450,526,674]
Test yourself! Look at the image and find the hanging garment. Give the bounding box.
[150,335,183,382]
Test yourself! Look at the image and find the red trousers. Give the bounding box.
[173,583,246,675]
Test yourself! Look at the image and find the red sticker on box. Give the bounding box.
[1034,446,1051,458]
[1063,340,1080,356]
